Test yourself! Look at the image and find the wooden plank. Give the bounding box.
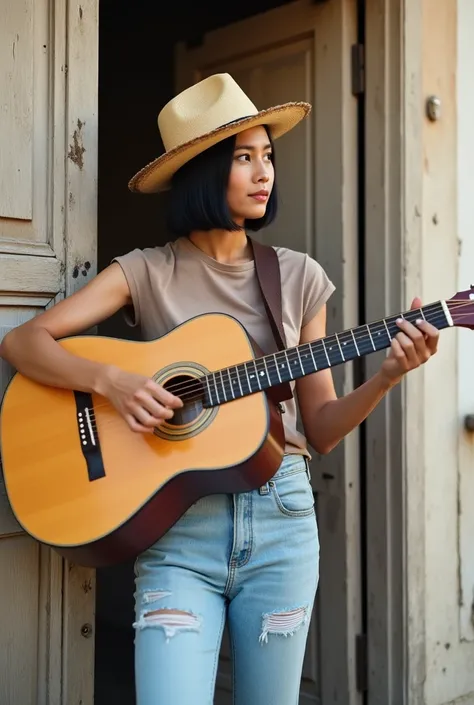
[400,2,426,703]
[65,0,98,297]
[61,2,98,704]
[0,254,62,294]
[0,536,40,705]
[364,1,406,703]
[311,2,361,703]
[37,547,64,705]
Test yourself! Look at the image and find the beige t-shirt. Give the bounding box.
[113,236,335,458]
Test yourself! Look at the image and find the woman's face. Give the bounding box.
[227,126,274,226]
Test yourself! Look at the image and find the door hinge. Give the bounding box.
[356,633,368,692]
[351,43,365,96]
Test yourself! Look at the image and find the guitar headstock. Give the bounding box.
[447,285,474,329]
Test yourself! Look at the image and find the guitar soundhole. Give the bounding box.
[152,364,217,442]
[163,374,204,427]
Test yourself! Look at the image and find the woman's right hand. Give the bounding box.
[99,365,183,434]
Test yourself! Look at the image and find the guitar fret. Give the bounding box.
[219,370,228,402]
[262,356,271,385]
[244,362,252,393]
[335,333,345,361]
[321,339,331,367]
[296,346,305,374]
[205,375,213,405]
[278,354,290,378]
[308,343,318,371]
[235,366,244,397]
[383,318,392,341]
[367,324,376,351]
[226,368,236,400]
[351,329,361,356]
[285,351,294,380]
[249,361,261,391]
[212,372,221,404]
[300,344,312,372]
[253,360,262,391]
[257,359,269,386]
[273,353,283,383]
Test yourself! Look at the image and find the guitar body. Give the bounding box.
[0,314,285,567]
[4,286,471,568]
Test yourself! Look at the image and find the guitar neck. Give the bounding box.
[203,300,452,407]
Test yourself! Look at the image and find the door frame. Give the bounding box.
[176,1,362,701]
[363,2,459,703]
[56,0,99,702]
[364,1,411,701]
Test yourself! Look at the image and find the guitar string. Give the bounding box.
[86,303,470,415]
[135,299,472,399]
[82,306,460,431]
[85,305,439,412]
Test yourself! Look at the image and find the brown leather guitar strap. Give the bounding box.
[249,237,293,405]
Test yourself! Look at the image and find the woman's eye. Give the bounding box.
[235,152,272,162]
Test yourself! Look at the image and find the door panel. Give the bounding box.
[0,1,98,703]
[176,1,360,702]
[0,0,63,256]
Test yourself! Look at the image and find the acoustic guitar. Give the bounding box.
[1,288,473,568]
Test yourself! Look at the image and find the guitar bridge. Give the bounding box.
[74,391,105,481]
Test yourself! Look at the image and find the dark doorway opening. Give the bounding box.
[95,2,298,703]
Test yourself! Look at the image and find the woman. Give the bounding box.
[0,74,439,704]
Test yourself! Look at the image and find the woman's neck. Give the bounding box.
[188,229,253,265]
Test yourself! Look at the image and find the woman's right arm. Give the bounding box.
[0,263,182,432]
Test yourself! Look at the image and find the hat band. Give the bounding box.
[221,114,256,128]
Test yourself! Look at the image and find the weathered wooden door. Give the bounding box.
[176,1,362,702]
[0,1,98,703]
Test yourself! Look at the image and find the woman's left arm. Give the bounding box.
[296,297,440,455]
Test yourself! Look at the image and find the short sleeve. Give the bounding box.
[301,254,335,327]
[111,249,148,327]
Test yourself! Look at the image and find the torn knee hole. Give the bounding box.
[259,605,309,644]
[143,609,194,622]
[133,608,202,640]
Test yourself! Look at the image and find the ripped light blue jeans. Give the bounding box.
[133,454,320,705]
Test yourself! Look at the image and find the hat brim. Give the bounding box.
[128,101,311,194]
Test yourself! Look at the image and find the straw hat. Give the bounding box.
[128,73,311,194]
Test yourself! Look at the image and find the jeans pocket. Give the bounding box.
[270,468,315,517]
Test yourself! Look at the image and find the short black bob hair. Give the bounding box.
[166,128,277,237]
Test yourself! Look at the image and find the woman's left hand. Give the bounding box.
[380,297,440,387]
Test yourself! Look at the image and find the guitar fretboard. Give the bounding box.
[202,301,451,407]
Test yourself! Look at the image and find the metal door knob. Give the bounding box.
[464,415,474,432]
